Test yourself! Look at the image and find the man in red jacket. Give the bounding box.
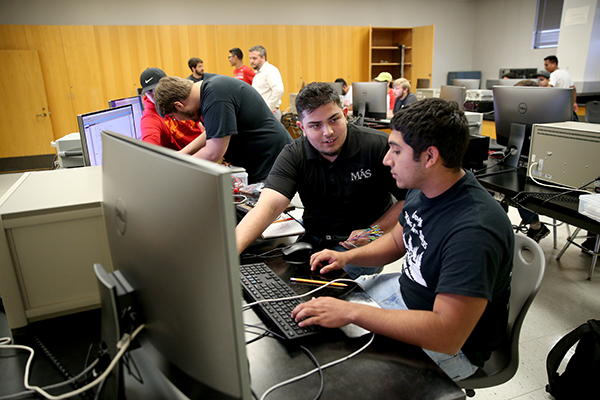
[139,68,205,152]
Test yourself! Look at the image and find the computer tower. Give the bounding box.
[528,122,600,191]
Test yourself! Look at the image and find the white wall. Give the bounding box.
[0,0,480,87]
[472,0,549,84]
[557,0,600,82]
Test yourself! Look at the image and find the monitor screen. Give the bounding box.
[101,130,251,399]
[108,96,144,141]
[416,79,430,89]
[452,79,480,90]
[77,105,137,167]
[325,82,344,96]
[440,85,466,110]
[352,81,388,120]
[492,86,574,154]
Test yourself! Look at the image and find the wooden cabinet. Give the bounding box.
[369,25,434,89]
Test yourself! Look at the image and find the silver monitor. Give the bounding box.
[108,96,145,141]
[440,85,466,110]
[101,130,251,399]
[77,105,137,166]
[325,81,344,96]
[352,81,388,120]
[492,86,574,153]
[452,79,480,90]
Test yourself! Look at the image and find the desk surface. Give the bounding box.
[476,164,600,235]
[0,254,465,400]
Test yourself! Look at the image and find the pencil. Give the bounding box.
[273,217,294,223]
[289,277,347,287]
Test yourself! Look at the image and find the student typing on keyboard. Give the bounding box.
[291,98,515,382]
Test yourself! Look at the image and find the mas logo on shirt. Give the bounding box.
[403,209,428,287]
[350,168,372,181]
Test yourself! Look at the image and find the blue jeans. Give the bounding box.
[355,273,479,381]
[297,233,382,279]
[331,244,383,279]
[518,208,539,225]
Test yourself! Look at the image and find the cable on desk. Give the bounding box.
[242,278,356,311]
[259,333,375,400]
[473,149,515,176]
[240,247,286,262]
[0,324,145,400]
[0,336,100,400]
[31,333,83,395]
[243,324,324,400]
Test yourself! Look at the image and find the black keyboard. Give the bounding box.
[240,263,322,340]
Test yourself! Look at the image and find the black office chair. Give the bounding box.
[460,234,546,397]
[585,101,600,123]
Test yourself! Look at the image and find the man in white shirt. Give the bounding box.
[335,78,353,111]
[249,45,284,121]
[544,55,578,113]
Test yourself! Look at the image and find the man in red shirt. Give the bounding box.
[229,47,255,85]
[139,68,205,152]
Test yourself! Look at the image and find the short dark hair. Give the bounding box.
[515,79,539,87]
[295,82,342,120]
[188,57,203,70]
[502,72,517,79]
[229,47,243,60]
[154,76,193,118]
[390,98,469,170]
[544,55,559,65]
[249,45,267,60]
[335,78,347,86]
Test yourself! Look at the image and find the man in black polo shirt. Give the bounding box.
[236,82,406,278]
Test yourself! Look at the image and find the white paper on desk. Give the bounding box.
[261,213,305,239]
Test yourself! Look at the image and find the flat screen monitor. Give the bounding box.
[100,130,251,399]
[452,79,480,90]
[325,82,344,96]
[108,96,144,141]
[440,85,466,110]
[416,79,430,89]
[492,86,574,155]
[77,105,137,167]
[352,81,388,120]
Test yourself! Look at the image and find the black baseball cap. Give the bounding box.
[140,67,166,95]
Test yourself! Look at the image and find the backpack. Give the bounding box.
[546,319,600,399]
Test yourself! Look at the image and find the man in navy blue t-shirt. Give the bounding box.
[293,98,514,381]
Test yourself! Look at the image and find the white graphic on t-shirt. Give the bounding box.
[403,210,428,287]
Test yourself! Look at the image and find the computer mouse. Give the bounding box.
[282,242,313,264]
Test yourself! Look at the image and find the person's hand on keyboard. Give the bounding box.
[291,296,354,329]
[310,249,348,275]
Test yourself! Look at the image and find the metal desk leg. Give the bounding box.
[588,235,600,281]
[556,227,580,260]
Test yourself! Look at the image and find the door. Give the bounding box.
[0,50,55,158]
[412,25,435,88]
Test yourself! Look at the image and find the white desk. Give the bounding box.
[0,167,113,329]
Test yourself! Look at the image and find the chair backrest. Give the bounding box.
[460,234,545,390]
[508,234,545,350]
[586,101,600,124]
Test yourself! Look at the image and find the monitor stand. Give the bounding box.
[94,264,140,400]
[355,101,366,126]
[503,123,526,168]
